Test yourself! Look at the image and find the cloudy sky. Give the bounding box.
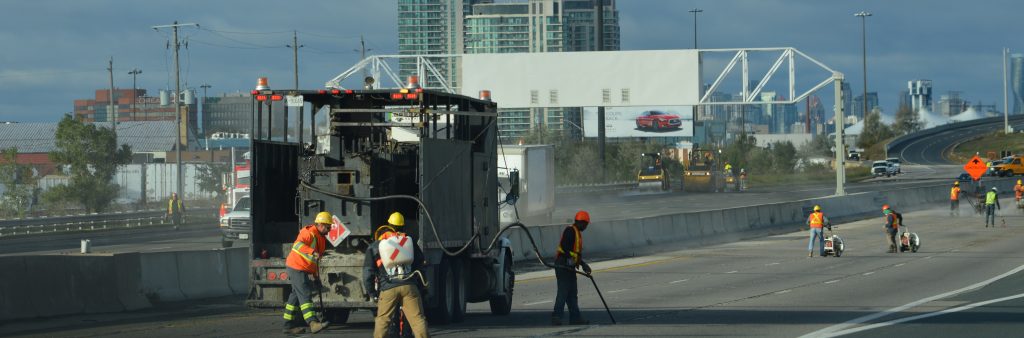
[1,0,1020,123]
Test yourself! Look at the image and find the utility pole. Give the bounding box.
[354,35,373,81]
[153,21,198,207]
[107,57,116,136]
[834,72,846,196]
[1004,47,1010,134]
[129,68,142,120]
[286,30,304,143]
[595,0,606,181]
[855,11,871,121]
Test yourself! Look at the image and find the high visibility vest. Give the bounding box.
[808,212,824,228]
[555,225,583,266]
[168,198,184,214]
[986,191,998,205]
[1015,185,1024,199]
[286,225,327,275]
[950,187,960,201]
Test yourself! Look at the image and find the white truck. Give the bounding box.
[498,145,555,226]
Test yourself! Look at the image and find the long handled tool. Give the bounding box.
[579,271,616,324]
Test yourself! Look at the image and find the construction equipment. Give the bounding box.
[245,79,514,325]
[636,152,670,191]
[682,147,724,193]
[823,226,844,257]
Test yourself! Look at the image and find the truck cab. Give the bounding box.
[219,196,250,247]
[993,156,1024,176]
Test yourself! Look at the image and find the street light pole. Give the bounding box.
[129,68,142,120]
[855,11,871,121]
[153,21,198,207]
[1004,47,1010,134]
[689,8,702,49]
[286,31,304,143]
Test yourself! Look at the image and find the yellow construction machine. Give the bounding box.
[682,148,724,193]
[636,152,670,191]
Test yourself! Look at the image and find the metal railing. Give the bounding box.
[0,208,217,238]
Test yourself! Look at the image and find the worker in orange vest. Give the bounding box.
[1015,179,1024,209]
[806,205,831,257]
[950,181,962,217]
[281,211,332,334]
[363,212,429,338]
[883,205,900,253]
[552,210,592,326]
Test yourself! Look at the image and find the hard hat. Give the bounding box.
[881,204,890,211]
[813,205,821,211]
[992,187,998,191]
[388,212,405,227]
[1018,179,1022,185]
[954,181,959,186]
[575,210,591,223]
[315,211,333,225]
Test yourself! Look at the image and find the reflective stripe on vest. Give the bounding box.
[986,191,997,205]
[555,225,582,265]
[951,187,960,201]
[809,212,824,228]
[291,230,318,264]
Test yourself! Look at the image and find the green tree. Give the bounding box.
[770,141,798,173]
[800,134,834,158]
[893,104,921,135]
[856,109,895,150]
[196,162,230,200]
[44,114,132,213]
[0,147,37,217]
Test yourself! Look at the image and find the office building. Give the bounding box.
[73,89,198,134]
[937,91,969,117]
[852,92,879,120]
[202,92,286,138]
[908,79,932,113]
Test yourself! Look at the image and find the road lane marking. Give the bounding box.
[863,272,875,276]
[801,263,1024,338]
[824,292,1024,337]
[925,256,933,259]
[608,289,629,294]
[726,270,738,274]
[766,262,780,266]
[894,263,905,267]
[523,300,552,306]
[824,280,839,284]
[775,290,792,295]
[669,279,688,284]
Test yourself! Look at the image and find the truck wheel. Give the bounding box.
[452,258,467,323]
[326,309,350,324]
[427,258,456,324]
[489,249,514,315]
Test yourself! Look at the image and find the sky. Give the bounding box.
[0,0,1021,123]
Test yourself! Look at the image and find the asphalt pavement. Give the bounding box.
[6,197,1023,338]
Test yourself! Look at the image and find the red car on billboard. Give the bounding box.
[635,110,682,130]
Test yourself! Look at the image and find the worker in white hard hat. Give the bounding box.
[364,211,429,338]
[985,187,1001,228]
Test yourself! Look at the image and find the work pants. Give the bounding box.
[885,229,898,252]
[950,199,959,216]
[374,284,429,338]
[552,266,581,320]
[807,227,825,256]
[283,268,317,325]
[986,205,996,226]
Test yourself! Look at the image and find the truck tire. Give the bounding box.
[427,258,456,324]
[452,258,467,323]
[489,249,514,315]
[326,309,350,324]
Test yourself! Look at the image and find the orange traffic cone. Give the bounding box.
[219,203,227,218]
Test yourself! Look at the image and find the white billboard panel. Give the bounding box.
[460,50,700,108]
[583,106,694,138]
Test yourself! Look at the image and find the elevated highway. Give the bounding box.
[888,115,1024,165]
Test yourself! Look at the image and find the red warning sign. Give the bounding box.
[963,155,988,181]
[327,215,351,247]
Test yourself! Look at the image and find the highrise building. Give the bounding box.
[840,82,853,120]
[1011,53,1023,114]
[908,79,932,113]
[397,0,477,88]
[937,91,969,117]
[852,92,879,121]
[202,93,287,138]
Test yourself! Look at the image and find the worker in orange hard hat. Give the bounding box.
[551,210,592,326]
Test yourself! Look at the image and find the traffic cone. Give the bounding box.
[219,203,227,218]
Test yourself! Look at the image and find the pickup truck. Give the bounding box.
[219,196,250,247]
[886,157,901,174]
[992,157,1024,176]
[872,161,893,177]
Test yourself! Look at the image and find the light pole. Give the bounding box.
[354,35,373,82]
[689,8,703,49]
[1004,48,1010,134]
[129,68,142,120]
[855,11,871,121]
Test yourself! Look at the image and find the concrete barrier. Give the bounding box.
[175,250,232,299]
[0,255,33,321]
[224,247,250,295]
[73,255,125,314]
[112,253,151,310]
[140,251,186,302]
[32,256,83,317]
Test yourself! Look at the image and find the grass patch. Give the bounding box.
[950,131,1024,163]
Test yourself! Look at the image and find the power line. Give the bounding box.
[189,38,279,49]
[200,27,294,35]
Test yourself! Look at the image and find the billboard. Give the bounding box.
[583,106,694,138]
[460,50,700,108]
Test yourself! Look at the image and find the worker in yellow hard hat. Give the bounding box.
[950,181,962,217]
[1015,179,1024,209]
[806,205,831,257]
[363,211,429,338]
[281,211,332,334]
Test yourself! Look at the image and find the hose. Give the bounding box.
[300,182,617,324]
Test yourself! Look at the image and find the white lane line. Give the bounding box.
[669,279,689,284]
[726,270,739,274]
[608,289,629,294]
[825,292,1024,337]
[895,263,905,267]
[775,289,792,295]
[766,262,780,266]
[824,280,840,284]
[863,272,875,276]
[925,256,933,259]
[800,263,1024,338]
[523,300,552,306]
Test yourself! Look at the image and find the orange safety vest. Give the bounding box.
[555,225,583,266]
[950,187,961,201]
[286,225,327,275]
[808,211,824,228]
[1015,185,1024,199]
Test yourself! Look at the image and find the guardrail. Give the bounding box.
[555,181,636,194]
[0,208,217,237]
[886,115,1024,159]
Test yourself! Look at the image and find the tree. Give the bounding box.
[0,147,37,218]
[770,141,798,173]
[196,162,230,200]
[800,133,834,158]
[44,114,132,213]
[893,104,922,135]
[857,109,895,150]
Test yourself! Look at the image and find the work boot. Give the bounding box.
[551,316,562,326]
[808,252,813,257]
[308,320,329,334]
[286,326,307,335]
[569,318,590,325]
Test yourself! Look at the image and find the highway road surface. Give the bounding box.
[5,197,1023,337]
